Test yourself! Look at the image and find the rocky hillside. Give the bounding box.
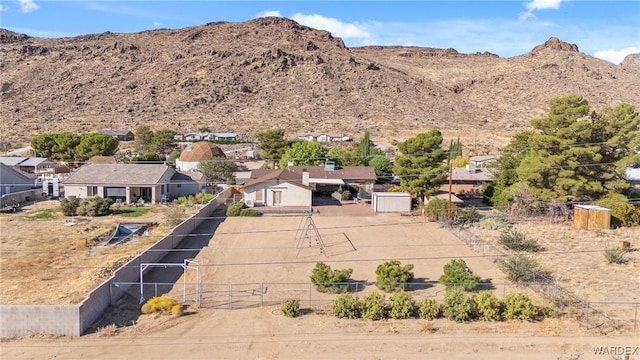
[1,17,638,150]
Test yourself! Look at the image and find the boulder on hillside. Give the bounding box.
[532,37,579,53]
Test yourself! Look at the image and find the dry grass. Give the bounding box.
[0,200,199,304]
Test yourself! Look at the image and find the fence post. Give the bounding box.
[154,283,158,297]
[585,302,589,330]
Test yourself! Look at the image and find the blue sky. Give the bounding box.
[1,0,639,64]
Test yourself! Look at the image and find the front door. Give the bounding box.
[273,191,282,206]
[140,188,152,202]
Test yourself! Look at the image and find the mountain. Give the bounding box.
[1,17,638,151]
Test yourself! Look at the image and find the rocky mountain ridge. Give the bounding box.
[1,17,638,151]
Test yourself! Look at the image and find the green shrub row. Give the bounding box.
[331,289,548,322]
[60,196,113,217]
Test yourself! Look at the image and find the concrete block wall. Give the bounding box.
[0,188,232,338]
[0,305,80,338]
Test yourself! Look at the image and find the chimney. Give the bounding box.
[302,168,309,186]
[466,164,477,173]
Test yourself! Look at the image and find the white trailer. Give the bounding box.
[42,178,60,198]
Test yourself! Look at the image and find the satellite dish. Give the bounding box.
[245,199,254,207]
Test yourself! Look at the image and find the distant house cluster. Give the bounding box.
[175,132,238,142]
[294,132,351,143]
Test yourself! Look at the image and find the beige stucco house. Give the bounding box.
[175,142,226,172]
[241,169,312,208]
[63,164,204,204]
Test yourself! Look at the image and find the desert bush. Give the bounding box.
[96,323,118,337]
[438,259,482,291]
[603,248,628,264]
[388,291,416,319]
[341,189,353,201]
[60,196,80,216]
[164,206,186,227]
[280,298,300,318]
[499,254,541,284]
[478,214,512,230]
[375,260,414,292]
[498,230,541,252]
[595,193,640,227]
[361,291,388,320]
[473,290,502,321]
[418,298,441,320]
[502,292,537,320]
[310,262,353,294]
[226,201,246,216]
[239,208,263,217]
[423,198,449,222]
[332,293,362,319]
[141,295,178,315]
[171,304,184,317]
[451,206,481,225]
[77,197,113,216]
[442,287,476,322]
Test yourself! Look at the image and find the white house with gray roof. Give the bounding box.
[63,164,204,204]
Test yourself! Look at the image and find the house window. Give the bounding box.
[255,189,263,202]
[177,184,182,188]
[88,186,98,196]
[161,185,165,195]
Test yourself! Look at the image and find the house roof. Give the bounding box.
[0,156,28,166]
[0,163,35,182]
[178,142,226,162]
[243,169,312,190]
[626,167,640,181]
[99,129,133,136]
[212,132,237,138]
[63,164,172,185]
[427,191,464,203]
[19,157,51,166]
[171,171,206,182]
[287,165,377,181]
[448,167,494,182]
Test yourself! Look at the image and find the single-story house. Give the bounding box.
[170,171,206,198]
[626,167,640,189]
[241,169,312,208]
[63,164,204,204]
[0,156,58,175]
[211,133,237,142]
[175,142,227,172]
[470,155,497,167]
[99,129,134,141]
[440,164,494,195]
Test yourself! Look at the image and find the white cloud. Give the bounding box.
[0,4,9,12]
[290,13,370,39]
[153,21,162,27]
[594,46,640,64]
[18,0,39,13]
[520,0,566,21]
[256,10,281,18]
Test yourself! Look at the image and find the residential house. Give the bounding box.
[63,164,203,204]
[294,132,350,142]
[242,169,312,208]
[469,155,497,168]
[0,156,58,176]
[170,171,206,198]
[286,163,377,197]
[99,129,135,141]
[440,164,494,195]
[211,133,237,142]
[175,142,227,172]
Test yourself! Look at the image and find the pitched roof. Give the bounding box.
[0,156,28,166]
[19,157,50,166]
[287,165,377,181]
[99,129,133,136]
[243,169,312,190]
[178,142,226,162]
[63,164,172,185]
[0,163,34,182]
[171,171,206,182]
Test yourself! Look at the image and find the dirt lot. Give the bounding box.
[1,203,639,359]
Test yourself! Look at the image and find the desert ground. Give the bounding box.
[1,201,639,359]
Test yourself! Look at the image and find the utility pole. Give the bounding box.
[448,163,453,219]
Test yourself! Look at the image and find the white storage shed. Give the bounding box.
[371,192,412,213]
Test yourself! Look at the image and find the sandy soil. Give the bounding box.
[2,206,639,359]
